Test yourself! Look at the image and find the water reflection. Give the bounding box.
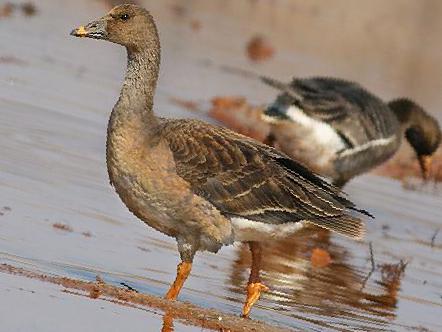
[228,227,405,330]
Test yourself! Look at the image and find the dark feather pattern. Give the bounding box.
[262,76,400,146]
[162,119,371,239]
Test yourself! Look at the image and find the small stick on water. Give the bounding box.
[360,242,376,291]
[369,242,375,270]
[120,282,138,293]
[218,64,260,80]
[431,228,440,248]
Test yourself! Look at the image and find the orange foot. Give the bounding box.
[242,282,269,318]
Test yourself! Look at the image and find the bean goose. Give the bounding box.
[71,4,371,318]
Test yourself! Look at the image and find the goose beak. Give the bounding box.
[70,18,107,40]
[418,155,432,180]
[70,25,88,37]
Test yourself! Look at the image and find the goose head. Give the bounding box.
[388,98,441,180]
[70,4,157,51]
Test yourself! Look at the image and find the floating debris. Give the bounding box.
[89,283,101,299]
[169,97,202,113]
[0,206,12,217]
[360,242,376,291]
[89,275,104,299]
[190,19,201,31]
[0,3,14,18]
[0,2,38,18]
[21,2,36,16]
[246,35,275,62]
[0,55,27,66]
[379,260,408,299]
[137,246,151,253]
[120,282,138,293]
[430,228,440,248]
[170,4,186,17]
[310,248,332,268]
[52,223,73,233]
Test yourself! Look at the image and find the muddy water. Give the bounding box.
[0,0,441,331]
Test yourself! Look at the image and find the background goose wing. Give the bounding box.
[162,119,371,239]
[262,76,351,122]
[263,76,398,145]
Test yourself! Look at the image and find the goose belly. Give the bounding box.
[231,217,307,242]
[107,137,233,251]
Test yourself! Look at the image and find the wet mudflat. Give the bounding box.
[0,0,441,331]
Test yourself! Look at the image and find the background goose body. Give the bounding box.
[262,77,440,187]
[71,4,370,318]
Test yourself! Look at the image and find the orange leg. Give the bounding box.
[242,242,269,318]
[165,261,192,300]
[161,310,174,332]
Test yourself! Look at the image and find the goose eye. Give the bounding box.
[120,14,130,21]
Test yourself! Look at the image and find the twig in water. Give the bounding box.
[369,242,375,270]
[120,282,138,293]
[431,228,440,248]
[218,64,260,80]
[360,242,376,291]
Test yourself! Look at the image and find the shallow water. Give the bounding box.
[0,1,441,331]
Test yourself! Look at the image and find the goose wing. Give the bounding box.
[162,119,371,239]
[262,76,398,146]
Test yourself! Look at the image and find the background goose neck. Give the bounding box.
[389,98,424,132]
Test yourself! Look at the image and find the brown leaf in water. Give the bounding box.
[89,284,101,299]
[0,3,14,18]
[52,223,73,233]
[311,248,332,268]
[169,97,202,113]
[190,19,201,31]
[21,2,37,16]
[379,260,407,298]
[246,35,275,62]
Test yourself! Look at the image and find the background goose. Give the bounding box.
[71,4,371,318]
[262,77,441,188]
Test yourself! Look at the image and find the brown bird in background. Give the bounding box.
[71,4,371,318]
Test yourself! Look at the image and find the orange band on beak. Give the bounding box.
[418,155,432,180]
[72,25,88,37]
